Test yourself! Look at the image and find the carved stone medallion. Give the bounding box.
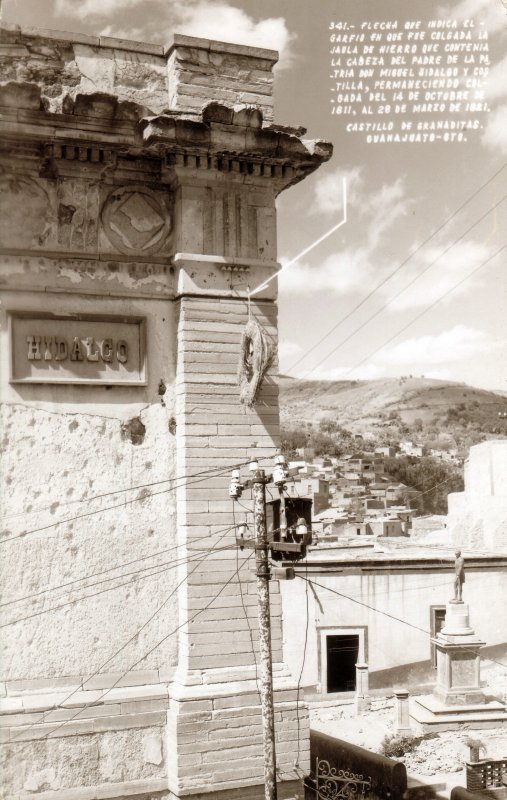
[101,185,172,255]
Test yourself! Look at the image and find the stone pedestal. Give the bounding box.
[354,663,371,715]
[433,602,485,706]
[394,690,411,734]
[409,600,507,732]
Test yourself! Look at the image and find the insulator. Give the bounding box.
[229,476,243,498]
[272,463,287,486]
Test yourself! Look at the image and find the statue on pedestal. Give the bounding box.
[453,550,465,602]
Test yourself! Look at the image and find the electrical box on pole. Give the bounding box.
[229,454,313,800]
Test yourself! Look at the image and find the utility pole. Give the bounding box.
[230,455,309,800]
[252,468,277,800]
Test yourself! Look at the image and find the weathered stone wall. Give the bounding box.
[0,22,331,800]
[448,440,507,552]
[0,260,177,797]
[2,724,168,797]
[167,35,276,121]
[0,26,277,119]
[0,23,168,114]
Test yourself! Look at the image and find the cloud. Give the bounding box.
[437,0,507,35]
[172,1,295,66]
[278,246,370,296]
[55,0,143,18]
[439,0,507,155]
[278,340,303,364]
[480,53,507,153]
[311,168,408,245]
[365,178,408,248]
[55,0,295,67]
[100,23,148,40]
[388,239,495,310]
[313,166,363,215]
[298,363,385,381]
[280,172,410,296]
[485,54,507,102]
[312,326,499,383]
[482,104,507,155]
[375,325,493,366]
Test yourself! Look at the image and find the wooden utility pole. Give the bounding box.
[252,468,278,800]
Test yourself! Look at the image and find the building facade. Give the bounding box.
[448,439,507,552]
[0,24,331,800]
[281,545,507,697]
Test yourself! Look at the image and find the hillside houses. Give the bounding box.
[281,440,507,703]
[398,440,424,458]
[287,447,423,543]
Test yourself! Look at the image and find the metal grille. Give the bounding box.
[467,760,507,791]
[315,757,372,800]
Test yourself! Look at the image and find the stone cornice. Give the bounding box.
[0,22,279,63]
[293,555,507,573]
[0,90,332,191]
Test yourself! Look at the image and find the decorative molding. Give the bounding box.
[219,264,250,275]
[43,142,117,166]
[167,151,296,180]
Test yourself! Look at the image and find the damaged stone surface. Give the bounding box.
[0,22,332,800]
[0,25,168,114]
[0,402,177,680]
[167,34,277,122]
[1,728,166,794]
[121,415,147,445]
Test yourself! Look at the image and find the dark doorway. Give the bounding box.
[431,607,446,668]
[326,634,359,692]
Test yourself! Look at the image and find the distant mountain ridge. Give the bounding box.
[278,376,507,441]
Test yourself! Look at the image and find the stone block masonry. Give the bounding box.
[0,20,331,800]
[167,34,277,122]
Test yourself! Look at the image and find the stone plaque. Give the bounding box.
[9,313,146,386]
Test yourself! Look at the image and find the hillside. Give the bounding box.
[278,376,507,451]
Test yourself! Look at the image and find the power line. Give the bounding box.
[15,549,254,745]
[0,523,241,608]
[9,527,235,741]
[0,544,235,628]
[287,162,507,373]
[314,242,507,403]
[304,195,507,378]
[341,242,507,382]
[300,576,507,670]
[234,500,261,700]
[1,456,273,532]
[1,476,175,523]
[0,453,276,524]
[295,558,309,768]
[0,452,279,545]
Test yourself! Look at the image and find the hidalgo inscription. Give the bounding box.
[9,314,146,385]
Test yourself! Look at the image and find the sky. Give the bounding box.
[3,0,506,392]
